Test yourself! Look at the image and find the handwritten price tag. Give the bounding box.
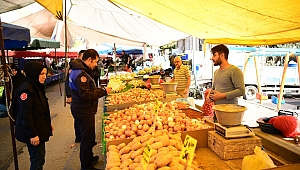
[141,142,152,170]
[180,135,197,166]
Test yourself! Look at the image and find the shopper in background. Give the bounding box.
[13,61,53,170]
[208,44,245,104]
[65,50,86,143]
[170,56,191,98]
[0,64,25,118]
[69,49,111,170]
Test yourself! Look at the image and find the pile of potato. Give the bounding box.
[106,88,162,105]
[103,101,212,141]
[106,130,201,170]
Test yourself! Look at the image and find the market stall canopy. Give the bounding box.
[30,38,60,49]
[1,22,31,50]
[66,0,189,46]
[11,9,145,47]
[0,0,35,14]
[111,0,300,45]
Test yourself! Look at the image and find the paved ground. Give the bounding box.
[0,82,105,170]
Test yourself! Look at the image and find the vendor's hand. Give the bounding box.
[30,136,40,146]
[51,125,54,133]
[105,87,112,94]
[209,90,226,101]
[66,97,72,104]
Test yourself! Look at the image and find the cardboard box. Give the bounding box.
[181,119,215,148]
[256,92,268,100]
[208,131,261,160]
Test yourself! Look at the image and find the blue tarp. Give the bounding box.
[116,48,143,55]
[2,22,30,50]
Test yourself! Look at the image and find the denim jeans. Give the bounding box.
[26,142,46,170]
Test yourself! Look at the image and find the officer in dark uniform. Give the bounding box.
[69,49,111,170]
[13,61,53,170]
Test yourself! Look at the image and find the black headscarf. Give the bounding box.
[24,61,47,93]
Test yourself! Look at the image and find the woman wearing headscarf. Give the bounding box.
[13,61,53,170]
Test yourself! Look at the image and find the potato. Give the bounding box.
[133,155,143,163]
[122,167,130,170]
[117,143,127,150]
[106,162,121,169]
[169,159,180,167]
[121,153,132,162]
[158,147,169,153]
[157,167,171,170]
[168,134,182,141]
[151,149,157,156]
[110,167,121,170]
[169,151,180,157]
[129,163,140,170]
[108,145,118,151]
[167,145,178,151]
[141,133,151,143]
[150,151,168,163]
[154,154,173,168]
[146,163,157,170]
[119,146,131,155]
[107,157,121,164]
[151,142,163,150]
[134,166,143,170]
[175,142,183,151]
[152,130,163,137]
[120,159,133,169]
[131,142,143,151]
[142,137,155,147]
[131,149,143,159]
[169,139,178,147]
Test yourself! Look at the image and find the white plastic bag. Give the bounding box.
[242,146,276,170]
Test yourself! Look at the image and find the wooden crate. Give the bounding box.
[208,131,262,160]
[181,107,203,119]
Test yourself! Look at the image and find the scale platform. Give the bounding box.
[215,123,255,139]
[151,85,161,89]
[165,92,178,98]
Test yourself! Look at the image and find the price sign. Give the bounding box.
[141,142,152,170]
[154,98,159,116]
[180,135,197,166]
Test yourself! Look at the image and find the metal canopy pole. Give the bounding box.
[0,18,19,170]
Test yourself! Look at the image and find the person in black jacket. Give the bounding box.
[13,61,53,170]
[69,49,111,170]
[65,50,86,143]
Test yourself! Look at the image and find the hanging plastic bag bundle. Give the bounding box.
[242,146,276,170]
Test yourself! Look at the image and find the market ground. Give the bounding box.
[0,82,299,170]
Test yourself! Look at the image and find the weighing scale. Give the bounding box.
[164,92,178,98]
[215,123,255,139]
[151,84,161,89]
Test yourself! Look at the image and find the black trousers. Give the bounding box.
[74,114,96,169]
[73,115,81,141]
[26,142,46,170]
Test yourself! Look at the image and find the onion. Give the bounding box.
[142,124,150,131]
[168,122,175,128]
[146,119,152,125]
[145,115,151,120]
[131,115,137,121]
[112,131,118,136]
[132,126,138,133]
[121,125,127,130]
[138,125,143,130]
[105,133,110,138]
[163,125,169,129]
[135,120,140,125]
[137,130,145,136]
[168,117,174,122]
[104,126,110,131]
[120,134,126,139]
[117,131,123,137]
[174,125,181,132]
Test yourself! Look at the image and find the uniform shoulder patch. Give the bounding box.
[20,93,27,100]
[80,76,87,83]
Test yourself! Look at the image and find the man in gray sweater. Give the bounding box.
[208,44,245,105]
